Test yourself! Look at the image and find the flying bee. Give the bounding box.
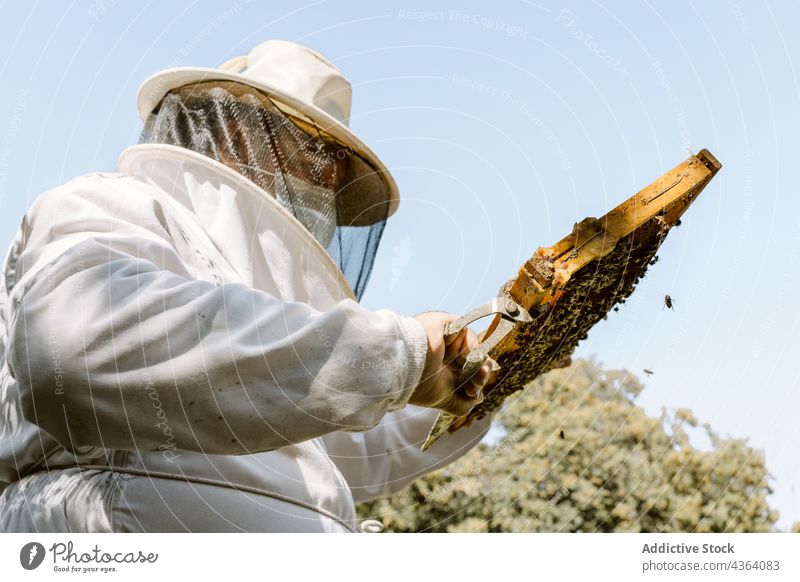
[559,430,565,440]
[663,295,674,310]
[644,369,654,376]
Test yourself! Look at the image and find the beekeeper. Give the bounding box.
[0,40,495,532]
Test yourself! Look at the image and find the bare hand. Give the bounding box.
[409,311,493,416]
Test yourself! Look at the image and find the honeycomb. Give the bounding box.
[423,150,721,449]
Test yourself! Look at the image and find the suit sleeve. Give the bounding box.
[321,405,493,502]
[6,182,429,456]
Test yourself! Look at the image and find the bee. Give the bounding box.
[663,295,674,310]
[559,430,565,440]
[644,369,654,376]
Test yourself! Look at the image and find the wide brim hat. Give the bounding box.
[136,39,399,225]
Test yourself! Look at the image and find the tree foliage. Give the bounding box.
[358,359,779,532]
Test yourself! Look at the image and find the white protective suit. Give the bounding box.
[0,143,491,532]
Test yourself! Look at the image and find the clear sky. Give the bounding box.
[0,0,797,529]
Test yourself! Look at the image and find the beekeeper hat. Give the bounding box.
[136,39,400,221]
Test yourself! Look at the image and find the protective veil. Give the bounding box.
[139,81,389,300]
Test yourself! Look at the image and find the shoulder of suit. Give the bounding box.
[28,171,161,214]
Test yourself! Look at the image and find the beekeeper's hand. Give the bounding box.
[409,311,493,416]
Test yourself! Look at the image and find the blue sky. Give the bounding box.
[1,0,797,529]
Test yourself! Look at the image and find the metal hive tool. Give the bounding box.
[422,149,722,451]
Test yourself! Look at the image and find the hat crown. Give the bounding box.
[227,40,352,125]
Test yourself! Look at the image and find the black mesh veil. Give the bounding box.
[138,81,390,300]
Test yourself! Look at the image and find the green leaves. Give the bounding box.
[358,359,779,532]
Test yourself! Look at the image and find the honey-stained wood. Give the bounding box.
[423,149,722,450]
